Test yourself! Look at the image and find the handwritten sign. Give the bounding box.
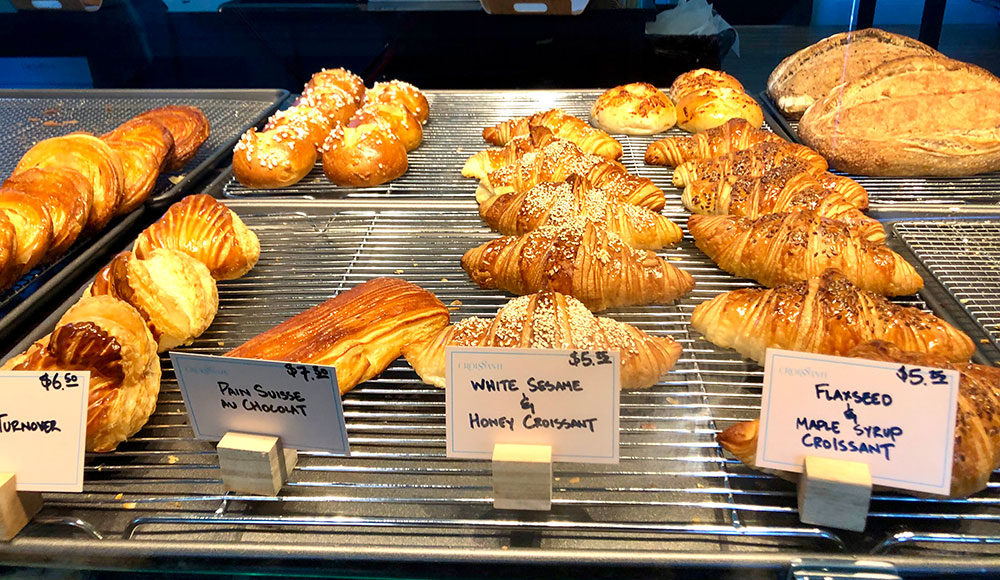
[170,352,349,454]
[0,371,89,492]
[756,348,959,496]
[446,347,620,463]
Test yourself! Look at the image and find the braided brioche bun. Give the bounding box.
[305,68,366,103]
[367,80,429,124]
[353,102,423,151]
[321,119,408,187]
[264,105,333,151]
[233,127,317,189]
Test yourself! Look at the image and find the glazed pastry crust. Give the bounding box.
[483,108,622,160]
[100,118,175,214]
[672,141,828,188]
[321,120,409,187]
[645,118,783,167]
[134,105,210,171]
[3,167,90,259]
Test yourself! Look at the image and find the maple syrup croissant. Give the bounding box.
[671,141,828,188]
[402,292,682,390]
[462,221,694,312]
[690,269,974,364]
[689,211,922,296]
[482,108,622,160]
[645,118,784,167]
[227,278,449,394]
[717,340,1000,498]
[478,175,682,250]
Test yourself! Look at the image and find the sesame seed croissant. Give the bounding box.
[482,108,622,161]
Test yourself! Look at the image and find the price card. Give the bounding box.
[445,347,620,463]
[0,371,89,492]
[170,352,350,455]
[756,348,960,496]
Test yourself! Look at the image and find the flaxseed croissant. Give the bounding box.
[644,118,784,167]
[688,211,921,296]
[482,108,622,160]
[402,292,682,390]
[690,269,974,364]
[672,141,828,188]
[462,221,694,311]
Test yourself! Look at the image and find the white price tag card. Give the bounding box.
[446,347,620,463]
[756,348,960,496]
[170,352,350,455]
[0,371,89,492]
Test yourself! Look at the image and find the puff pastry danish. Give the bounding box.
[0,187,52,281]
[100,118,175,214]
[135,105,210,171]
[3,167,90,259]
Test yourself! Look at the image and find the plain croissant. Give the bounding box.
[672,141,828,188]
[482,108,623,160]
[690,269,974,364]
[688,211,921,296]
[645,118,785,167]
[402,292,682,390]
[717,340,1000,498]
[477,138,665,211]
[462,221,694,311]
[478,175,682,250]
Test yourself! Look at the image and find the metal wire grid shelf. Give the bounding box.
[15,202,1000,559]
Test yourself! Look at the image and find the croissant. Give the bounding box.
[0,212,17,289]
[0,187,52,282]
[3,167,90,260]
[134,106,210,171]
[463,221,694,312]
[478,175,682,250]
[690,269,975,364]
[672,141,829,188]
[717,340,1000,498]
[477,138,665,212]
[86,249,219,352]
[134,194,260,281]
[402,292,682,390]
[482,109,623,160]
[100,117,175,214]
[3,295,160,452]
[463,125,561,179]
[227,278,449,394]
[689,211,921,296]
[645,118,785,167]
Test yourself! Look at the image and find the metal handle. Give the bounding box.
[789,559,901,580]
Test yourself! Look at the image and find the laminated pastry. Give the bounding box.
[463,126,563,179]
[100,117,175,214]
[688,211,921,296]
[462,221,694,311]
[227,278,449,394]
[478,175,683,250]
[717,340,1000,498]
[767,28,940,119]
[134,105,210,171]
[86,249,219,352]
[645,118,784,167]
[674,87,764,133]
[0,187,52,281]
[590,83,676,135]
[352,102,423,152]
[305,67,366,104]
[3,295,161,453]
[3,167,90,259]
[690,269,974,364]
[366,80,429,125]
[321,118,409,187]
[232,125,318,189]
[798,55,1000,177]
[14,133,124,233]
[134,194,260,281]
[402,292,682,390]
[669,68,745,101]
[671,141,828,188]
[482,108,623,160]
[0,213,15,289]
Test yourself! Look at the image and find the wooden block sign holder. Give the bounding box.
[797,456,872,532]
[0,473,43,541]
[217,432,299,496]
[492,443,553,511]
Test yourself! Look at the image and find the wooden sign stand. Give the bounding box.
[492,443,552,511]
[0,473,43,541]
[797,456,872,532]
[217,432,298,496]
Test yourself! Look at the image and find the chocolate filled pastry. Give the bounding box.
[321,118,409,187]
[134,194,260,281]
[3,167,90,260]
[227,278,449,394]
[669,68,745,101]
[590,82,676,135]
[232,126,318,189]
[353,102,423,152]
[0,187,52,282]
[100,118,175,214]
[366,80,429,125]
[134,105,210,171]
[297,85,360,127]
[305,67,366,104]
[14,133,124,233]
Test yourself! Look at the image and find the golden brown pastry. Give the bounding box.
[689,211,922,296]
[321,118,409,187]
[669,68,745,101]
[482,108,623,161]
[86,249,219,352]
[590,83,676,135]
[297,85,359,127]
[717,340,1000,498]
[232,126,318,189]
[799,56,1000,176]
[3,167,90,259]
[14,133,124,233]
[0,187,52,280]
[3,294,160,453]
[675,87,764,133]
[134,194,260,281]
[0,212,17,289]
[366,80,429,125]
[690,269,975,364]
[463,221,694,311]
[263,105,334,151]
[352,101,423,152]
[305,68,366,104]
[100,117,175,214]
[134,106,210,172]
[462,126,561,179]
[402,292,682,390]
[672,141,828,188]
[478,175,682,250]
[227,278,449,394]
[645,118,784,167]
